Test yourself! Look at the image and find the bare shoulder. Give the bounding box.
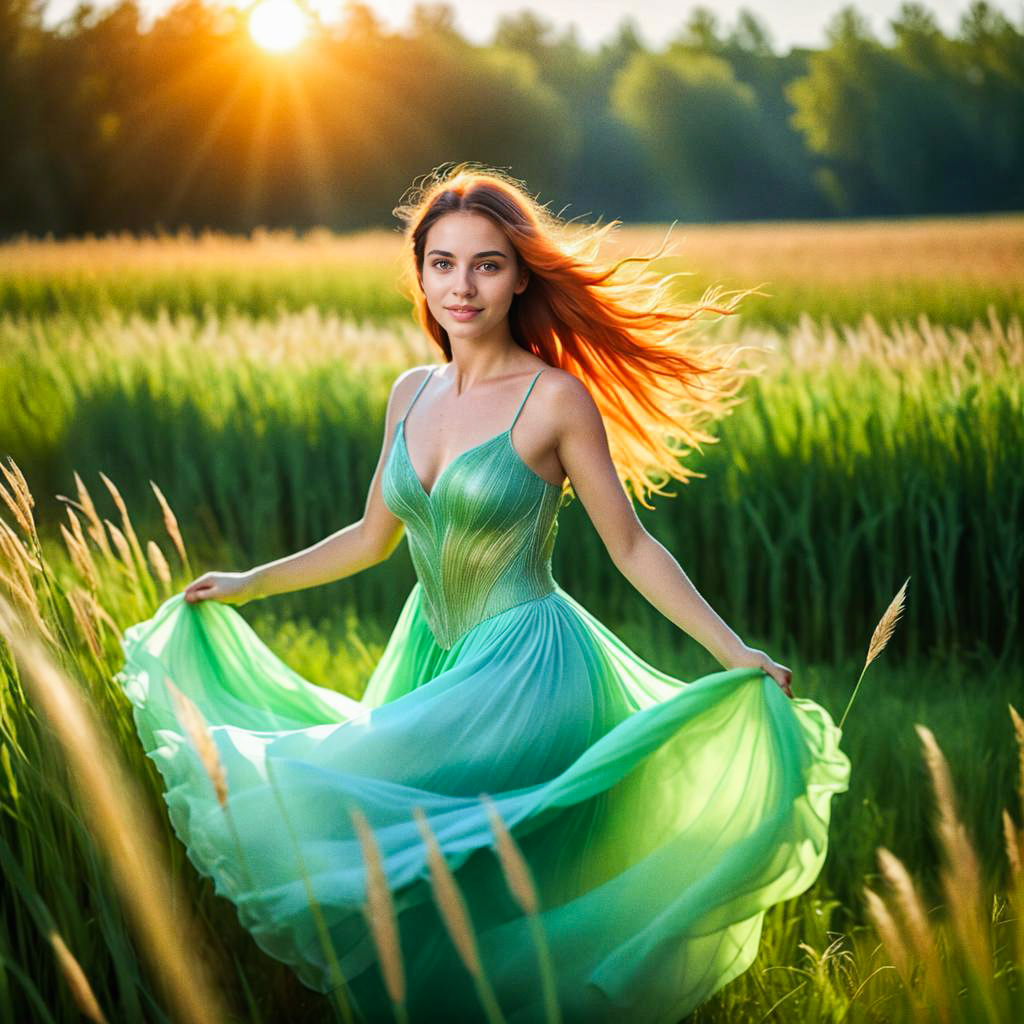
[390,363,438,408]
[534,367,601,429]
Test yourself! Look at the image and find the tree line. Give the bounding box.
[1,0,1022,236]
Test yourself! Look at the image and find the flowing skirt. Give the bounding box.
[115,582,850,1023]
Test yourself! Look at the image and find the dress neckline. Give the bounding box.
[396,366,560,501]
[396,421,559,502]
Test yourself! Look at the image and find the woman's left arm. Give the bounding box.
[545,372,793,698]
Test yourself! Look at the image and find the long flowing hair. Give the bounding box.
[392,162,766,509]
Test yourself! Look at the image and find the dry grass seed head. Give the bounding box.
[165,675,228,807]
[865,577,909,669]
[349,805,406,1006]
[480,793,539,916]
[48,929,108,1023]
[914,723,993,976]
[68,589,103,659]
[72,472,114,560]
[150,480,189,568]
[863,885,915,991]
[146,540,172,586]
[61,523,100,593]
[0,457,36,540]
[412,806,482,976]
[104,519,139,582]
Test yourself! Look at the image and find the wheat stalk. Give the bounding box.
[70,471,114,561]
[875,846,949,1019]
[915,723,998,1017]
[0,457,36,541]
[863,885,915,992]
[349,805,407,1018]
[1005,704,1024,968]
[147,540,172,589]
[839,576,910,730]
[0,565,57,646]
[0,517,42,572]
[164,675,228,808]
[150,479,191,575]
[61,522,100,594]
[480,793,561,1023]
[103,519,140,583]
[0,593,227,1024]
[48,929,108,1023]
[99,472,148,573]
[68,588,103,660]
[412,806,505,1023]
[480,795,537,915]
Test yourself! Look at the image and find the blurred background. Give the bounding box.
[1,2,1024,1021]
[2,0,1023,232]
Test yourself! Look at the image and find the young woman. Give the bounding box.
[118,164,850,1022]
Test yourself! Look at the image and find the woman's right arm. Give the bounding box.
[184,366,431,606]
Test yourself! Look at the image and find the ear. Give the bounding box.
[515,268,529,294]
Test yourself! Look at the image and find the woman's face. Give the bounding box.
[420,211,528,340]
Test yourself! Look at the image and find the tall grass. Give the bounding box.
[2,304,1019,661]
[1,457,1021,1021]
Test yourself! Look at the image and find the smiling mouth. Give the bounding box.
[447,307,481,312]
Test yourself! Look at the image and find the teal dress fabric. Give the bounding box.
[116,365,851,1023]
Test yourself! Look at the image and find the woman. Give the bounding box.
[117,163,850,1022]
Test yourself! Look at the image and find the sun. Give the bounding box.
[248,0,310,54]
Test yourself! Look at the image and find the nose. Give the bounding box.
[452,268,476,299]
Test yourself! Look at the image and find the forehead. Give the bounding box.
[425,211,510,254]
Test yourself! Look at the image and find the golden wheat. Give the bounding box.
[349,805,406,1009]
[164,675,229,808]
[150,479,190,571]
[865,577,909,669]
[48,929,108,1023]
[0,593,228,1024]
[915,723,995,1004]
[480,794,538,917]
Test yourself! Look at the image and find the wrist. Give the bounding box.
[719,638,753,670]
[245,567,270,601]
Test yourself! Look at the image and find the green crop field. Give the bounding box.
[1,216,1022,1022]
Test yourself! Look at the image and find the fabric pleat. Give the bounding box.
[116,364,851,1021]
[117,583,849,1022]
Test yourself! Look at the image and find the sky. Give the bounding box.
[41,0,1024,51]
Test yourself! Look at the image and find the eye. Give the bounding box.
[429,259,501,271]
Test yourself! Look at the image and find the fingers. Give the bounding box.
[766,664,794,699]
[778,667,794,699]
[184,583,213,604]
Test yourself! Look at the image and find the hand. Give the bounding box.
[727,644,794,699]
[183,570,257,607]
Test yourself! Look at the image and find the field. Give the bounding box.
[1,215,1023,1022]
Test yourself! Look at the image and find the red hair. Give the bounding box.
[392,162,766,510]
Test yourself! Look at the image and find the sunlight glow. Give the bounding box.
[248,0,310,54]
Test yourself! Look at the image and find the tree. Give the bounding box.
[611,49,772,219]
[728,8,775,57]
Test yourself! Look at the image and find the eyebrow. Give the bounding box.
[426,249,508,259]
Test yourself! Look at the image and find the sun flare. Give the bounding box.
[248,0,310,54]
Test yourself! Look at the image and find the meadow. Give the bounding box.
[1,215,1022,1022]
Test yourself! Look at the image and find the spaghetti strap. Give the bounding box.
[402,366,436,422]
[509,369,544,432]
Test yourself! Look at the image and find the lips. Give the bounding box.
[447,306,481,312]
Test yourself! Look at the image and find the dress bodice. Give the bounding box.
[381,366,563,649]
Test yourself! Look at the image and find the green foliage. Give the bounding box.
[1,1,1023,234]
[787,3,1024,214]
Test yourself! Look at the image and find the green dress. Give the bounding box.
[116,365,851,1022]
